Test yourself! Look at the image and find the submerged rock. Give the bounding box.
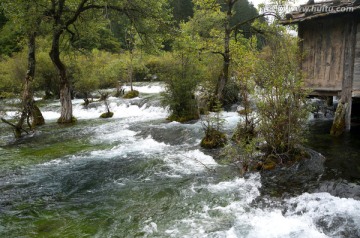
[259,148,326,197]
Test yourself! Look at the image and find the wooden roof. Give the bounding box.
[280,0,360,25]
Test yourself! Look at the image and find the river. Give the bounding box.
[0,82,359,237]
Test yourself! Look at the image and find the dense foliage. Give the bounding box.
[255,26,309,158]
[0,0,310,166]
[161,53,200,122]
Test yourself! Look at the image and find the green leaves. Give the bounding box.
[160,52,201,122]
[179,0,225,52]
[254,26,309,156]
[0,51,27,96]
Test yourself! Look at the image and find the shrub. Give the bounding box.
[0,52,25,96]
[99,91,114,118]
[144,53,174,81]
[200,128,227,149]
[72,53,100,99]
[255,32,310,159]
[161,53,200,122]
[200,100,227,149]
[132,60,149,82]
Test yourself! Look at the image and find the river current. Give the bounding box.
[0,82,359,237]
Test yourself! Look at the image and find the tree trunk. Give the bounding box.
[50,30,73,123]
[330,18,357,136]
[129,50,134,91]
[215,0,234,103]
[13,31,45,138]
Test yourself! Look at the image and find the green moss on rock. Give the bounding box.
[200,129,227,149]
[262,159,277,170]
[57,116,77,124]
[167,113,200,123]
[100,112,114,118]
[123,90,139,99]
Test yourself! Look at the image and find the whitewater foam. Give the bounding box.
[122,85,165,94]
[162,173,360,238]
[283,192,360,237]
[72,101,168,121]
[163,149,218,176]
[41,111,60,120]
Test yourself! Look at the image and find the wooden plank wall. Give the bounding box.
[299,17,346,91]
[353,22,360,91]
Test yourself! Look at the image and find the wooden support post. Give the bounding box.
[326,96,333,107]
[331,19,357,136]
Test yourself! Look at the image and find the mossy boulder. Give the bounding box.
[123,90,139,99]
[200,129,227,149]
[100,112,114,118]
[167,113,200,123]
[262,159,277,170]
[253,147,310,172]
[252,158,277,171]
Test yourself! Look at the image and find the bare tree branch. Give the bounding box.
[230,12,280,32]
[1,118,30,134]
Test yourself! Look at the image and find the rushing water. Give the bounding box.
[0,83,360,238]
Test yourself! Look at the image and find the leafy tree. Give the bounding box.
[124,25,137,93]
[230,0,260,39]
[43,0,171,123]
[255,24,309,160]
[63,10,122,53]
[0,9,23,56]
[169,0,194,23]
[161,52,200,122]
[1,0,46,137]
[0,9,6,28]
[232,37,258,144]
[179,0,265,105]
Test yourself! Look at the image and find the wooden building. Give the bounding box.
[281,0,360,135]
